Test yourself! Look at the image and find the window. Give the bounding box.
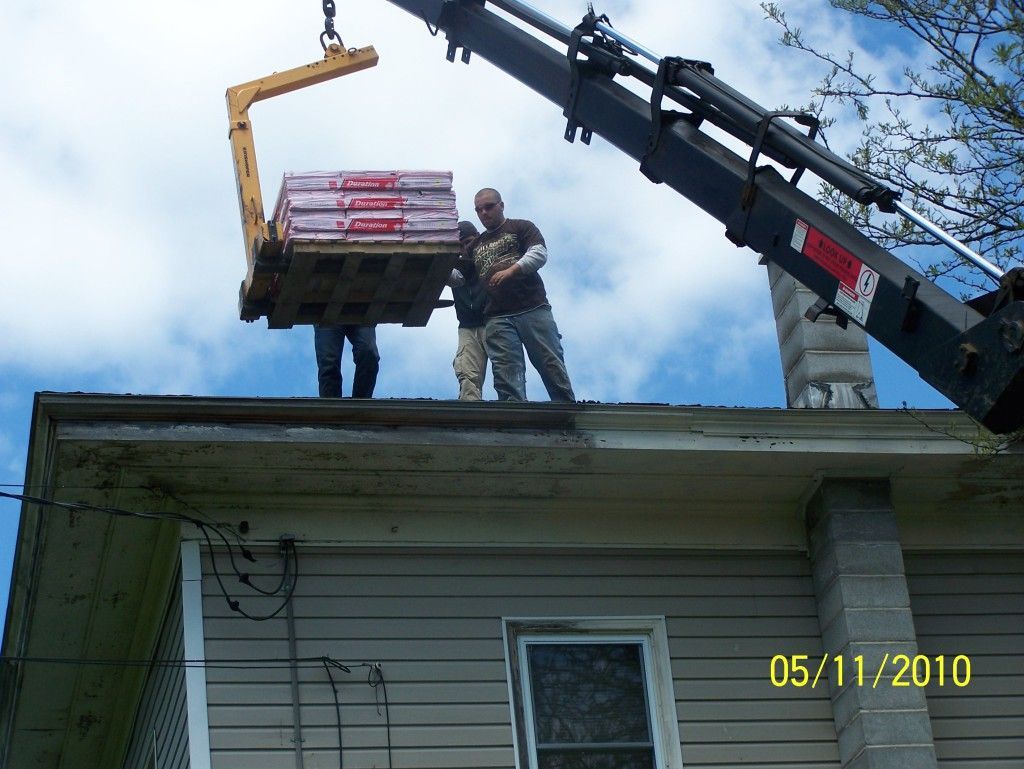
[504,618,683,769]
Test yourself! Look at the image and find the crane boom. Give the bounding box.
[385,0,1024,434]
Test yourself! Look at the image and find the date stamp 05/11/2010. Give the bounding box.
[769,653,972,689]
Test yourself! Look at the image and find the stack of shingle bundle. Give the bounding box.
[274,170,459,245]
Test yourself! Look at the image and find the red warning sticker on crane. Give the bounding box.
[796,221,861,285]
[791,220,879,324]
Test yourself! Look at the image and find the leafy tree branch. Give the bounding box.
[763,0,1024,295]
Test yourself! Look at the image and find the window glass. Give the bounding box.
[526,642,655,769]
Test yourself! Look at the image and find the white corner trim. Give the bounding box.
[500,620,524,769]
[181,540,212,769]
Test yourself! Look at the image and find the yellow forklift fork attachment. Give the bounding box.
[225,44,379,303]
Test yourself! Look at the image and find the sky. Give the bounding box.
[0,0,966,638]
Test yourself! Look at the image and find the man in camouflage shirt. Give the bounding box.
[471,187,574,402]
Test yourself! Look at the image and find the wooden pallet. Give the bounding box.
[239,239,459,329]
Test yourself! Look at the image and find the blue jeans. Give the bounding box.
[314,325,379,398]
[484,305,575,402]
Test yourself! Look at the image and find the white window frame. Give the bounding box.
[502,617,684,769]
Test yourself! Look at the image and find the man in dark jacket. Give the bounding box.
[448,220,489,400]
[472,187,574,402]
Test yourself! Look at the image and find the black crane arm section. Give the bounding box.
[386,0,1024,434]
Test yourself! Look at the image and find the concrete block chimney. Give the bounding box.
[767,263,879,409]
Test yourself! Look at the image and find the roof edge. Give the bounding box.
[27,391,993,444]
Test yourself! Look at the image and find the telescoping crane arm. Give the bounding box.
[385,0,1024,434]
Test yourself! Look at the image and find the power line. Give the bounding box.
[1,490,390,765]
[0,490,194,525]
[1,652,395,766]
[369,663,394,769]
[0,490,297,622]
[0,655,371,670]
[323,658,349,769]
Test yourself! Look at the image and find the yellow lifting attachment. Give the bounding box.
[226,43,459,329]
[227,44,379,324]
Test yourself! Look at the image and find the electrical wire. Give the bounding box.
[0,490,195,525]
[199,526,298,622]
[0,655,361,669]
[2,496,396,765]
[3,492,394,764]
[2,483,139,489]
[1,483,143,492]
[320,659,393,769]
[323,657,351,769]
[1,655,327,667]
[369,663,394,769]
[0,489,297,622]
[235,535,292,597]
[2,653,394,768]
[144,486,255,568]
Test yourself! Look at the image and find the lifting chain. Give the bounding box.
[320,0,344,51]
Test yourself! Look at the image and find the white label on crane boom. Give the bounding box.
[792,220,879,325]
[790,219,809,253]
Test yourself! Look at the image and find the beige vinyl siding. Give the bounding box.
[202,548,839,769]
[904,553,1024,768]
[121,581,189,769]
